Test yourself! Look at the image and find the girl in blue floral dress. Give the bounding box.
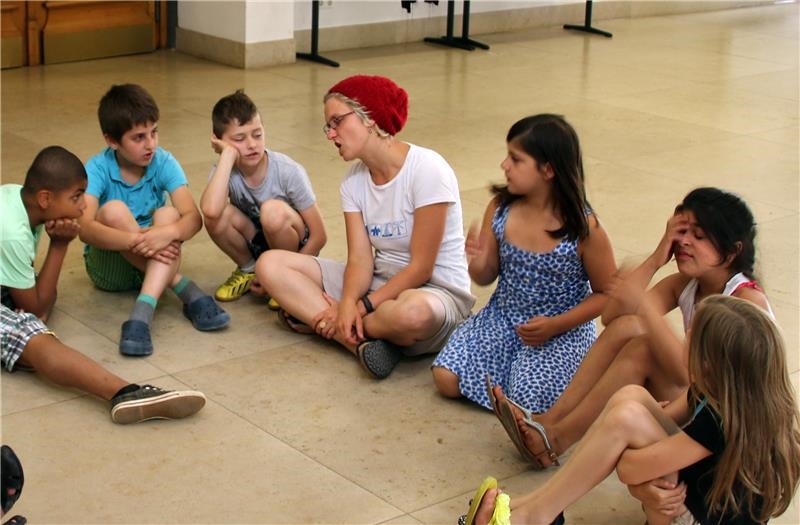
[432,114,616,412]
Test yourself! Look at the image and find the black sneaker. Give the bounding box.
[356,340,401,379]
[110,385,206,424]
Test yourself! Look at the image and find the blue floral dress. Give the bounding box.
[432,204,596,411]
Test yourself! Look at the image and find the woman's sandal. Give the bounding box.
[276,309,315,335]
[485,376,560,469]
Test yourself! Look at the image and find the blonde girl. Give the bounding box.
[465,295,800,525]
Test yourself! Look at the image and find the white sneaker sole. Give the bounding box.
[111,390,206,425]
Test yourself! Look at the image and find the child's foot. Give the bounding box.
[494,385,561,468]
[110,385,206,424]
[214,268,256,302]
[119,320,153,356]
[183,296,231,331]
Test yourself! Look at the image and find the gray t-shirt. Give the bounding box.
[209,149,316,223]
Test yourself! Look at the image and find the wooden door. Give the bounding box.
[1,1,166,68]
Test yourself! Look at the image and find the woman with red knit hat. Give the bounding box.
[257,75,474,379]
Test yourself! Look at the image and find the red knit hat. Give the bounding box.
[327,75,408,136]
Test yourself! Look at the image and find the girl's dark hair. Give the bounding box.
[212,89,259,138]
[492,114,591,240]
[676,187,757,279]
[98,84,159,142]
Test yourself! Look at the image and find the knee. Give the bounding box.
[608,384,650,407]
[259,200,291,234]
[152,206,180,225]
[392,295,436,333]
[96,200,134,228]
[255,249,292,288]
[432,366,461,398]
[604,397,649,432]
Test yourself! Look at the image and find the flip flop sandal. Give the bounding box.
[499,397,560,469]
[458,476,497,525]
[183,296,231,331]
[1,445,24,515]
[486,375,559,469]
[3,516,27,525]
[277,309,315,335]
[356,339,401,379]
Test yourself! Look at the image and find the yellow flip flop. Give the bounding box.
[460,476,498,525]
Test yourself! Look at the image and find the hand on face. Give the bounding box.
[45,218,80,244]
[653,212,690,267]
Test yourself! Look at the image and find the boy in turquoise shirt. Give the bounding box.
[78,84,229,356]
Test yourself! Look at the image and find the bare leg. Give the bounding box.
[541,315,643,423]
[17,334,127,400]
[475,385,679,525]
[362,288,445,346]
[500,334,688,463]
[204,203,257,267]
[258,252,447,353]
[432,366,461,398]
[96,202,183,298]
[260,199,305,251]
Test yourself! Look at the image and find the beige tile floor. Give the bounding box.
[1,3,798,524]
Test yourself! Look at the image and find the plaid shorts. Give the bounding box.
[84,246,144,292]
[1,304,54,372]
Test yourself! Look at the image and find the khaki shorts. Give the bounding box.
[315,258,473,356]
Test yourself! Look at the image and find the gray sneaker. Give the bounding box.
[110,385,206,424]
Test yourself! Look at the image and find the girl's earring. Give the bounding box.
[368,127,374,135]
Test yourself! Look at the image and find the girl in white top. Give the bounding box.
[257,75,474,380]
[490,187,774,486]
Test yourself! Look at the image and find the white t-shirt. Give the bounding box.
[339,143,471,295]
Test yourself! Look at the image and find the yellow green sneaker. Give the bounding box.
[214,268,256,301]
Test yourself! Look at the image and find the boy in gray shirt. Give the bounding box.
[200,90,326,303]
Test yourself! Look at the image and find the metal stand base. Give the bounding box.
[296,0,340,67]
[424,1,489,51]
[563,1,612,38]
[295,52,339,67]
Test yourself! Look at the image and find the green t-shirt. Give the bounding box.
[0,184,42,290]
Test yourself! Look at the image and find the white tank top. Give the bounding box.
[678,272,774,332]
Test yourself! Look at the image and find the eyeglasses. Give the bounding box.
[322,111,355,134]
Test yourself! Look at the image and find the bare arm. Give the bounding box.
[466,198,500,286]
[602,212,689,324]
[365,202,448,309]
[298,203,327,256]
[8,219,80,319]
[199,138,237,221]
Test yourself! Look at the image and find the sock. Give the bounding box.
[130,294,157,325]
[112,383,140,400]
[240,259,256,273]
[172,276,206,305]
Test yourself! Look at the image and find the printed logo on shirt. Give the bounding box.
[366,220,408,239]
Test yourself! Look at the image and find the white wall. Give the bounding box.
[179,0,575,43]
[293,1,572,30]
